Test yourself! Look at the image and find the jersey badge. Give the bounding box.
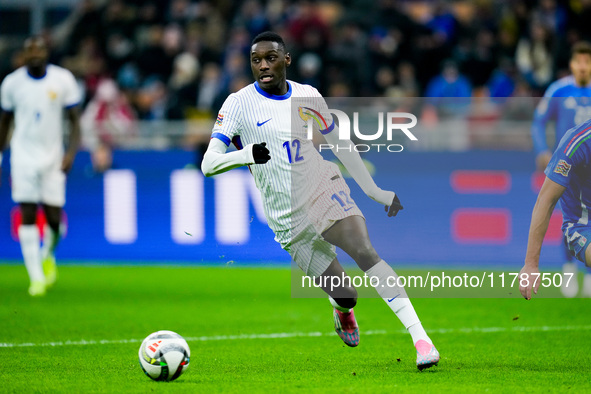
[298,106,330,133]
[554,159,572,177]
[215,113,224,126]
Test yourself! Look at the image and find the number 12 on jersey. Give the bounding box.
[283,139,304,163]
[331,191,354,212]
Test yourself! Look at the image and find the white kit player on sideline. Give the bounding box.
[0,37,81,296]
[201,32,439,370]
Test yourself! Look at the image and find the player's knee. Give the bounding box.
[20,204,37,225]
[43,206,61,231]
[353,244,380,268]
[46,218,60,233]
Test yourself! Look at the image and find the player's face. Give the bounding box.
[250,41,291,95]
[570,53,591,86]
[23,39,49,70]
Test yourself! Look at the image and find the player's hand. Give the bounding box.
[518,264,541,300]
[384,193,404,217]
[61,154,75,173]
[535,151,552,171]
[252,142,270,164]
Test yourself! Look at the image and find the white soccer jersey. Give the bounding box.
[211,80,337,241]
[1,64,80,169]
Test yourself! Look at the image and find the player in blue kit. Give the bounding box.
[531,41,591,297]
[520,119,591,300]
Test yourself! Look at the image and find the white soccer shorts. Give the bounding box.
[11,164,66,207]
[280,169,364,277]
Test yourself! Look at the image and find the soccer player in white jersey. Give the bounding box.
[201,32,439,370]
[0,37,81,296]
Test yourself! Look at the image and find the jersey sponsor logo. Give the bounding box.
[554,159,572,177]
[48,90,57,100]
[257,118,272,127]
[215,113,224,126]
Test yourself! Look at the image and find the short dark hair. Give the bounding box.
[572,41,591,58]
[251,31,286,51]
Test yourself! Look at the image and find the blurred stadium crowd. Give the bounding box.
[0,0,588,154]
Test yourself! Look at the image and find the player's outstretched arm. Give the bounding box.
[520,177,566,300]
[201,138,269,177]
[322,128,403,216]
[62,106,81,173]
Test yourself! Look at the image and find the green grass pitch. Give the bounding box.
[1,263,590,393]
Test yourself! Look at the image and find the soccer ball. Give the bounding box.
[138,330,190,381]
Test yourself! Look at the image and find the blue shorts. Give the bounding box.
[564,225,591,265]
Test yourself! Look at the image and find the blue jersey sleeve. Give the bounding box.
[544,148,574,188]
[532,89,558,154]
[544,125,588,187]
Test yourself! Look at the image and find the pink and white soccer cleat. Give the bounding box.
[415,339,440,370]
[333,308,359,347]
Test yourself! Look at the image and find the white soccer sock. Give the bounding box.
[41,224,60,259]
[18,225,44,282]
[329,296,351,313]
[365,260,432,345]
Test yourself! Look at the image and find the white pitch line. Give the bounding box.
[1,325,590,349]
